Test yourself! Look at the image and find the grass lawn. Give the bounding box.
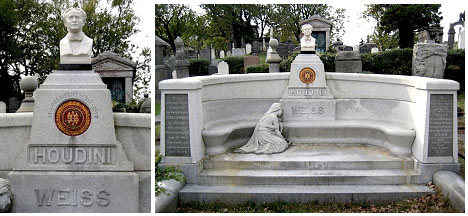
[177,183,453,213]
[155,103,161,116]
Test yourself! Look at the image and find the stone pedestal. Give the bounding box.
[10,69,138,212]
[280,54,335,123]
[17,76,38,113]
[412,41,448,78]
[267,38,282,73]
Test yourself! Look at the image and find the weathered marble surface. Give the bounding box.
[412,41,448,78]
[60,8,93,64]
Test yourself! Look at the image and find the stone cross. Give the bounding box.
[60,8,93,64]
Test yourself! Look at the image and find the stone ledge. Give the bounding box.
[433,170,465,213]
[113,113,151,128]
[0,113,33,127]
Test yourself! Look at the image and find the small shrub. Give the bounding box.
[222,56,244,74]
[189,59,210,77]
[246,63,269,73]
[155,150,186,195]
[280,51,300,72]
[319,52,336,72]
[112,99,143,113]
[361,48,413,75]
[445,49,465,92]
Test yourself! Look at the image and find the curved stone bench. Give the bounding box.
[202,118,415,157]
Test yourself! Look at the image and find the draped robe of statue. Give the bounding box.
[235,103,291,154]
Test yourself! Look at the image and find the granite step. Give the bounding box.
[199,169,418,185]
[179,184,433,204]
[204,144,415,170]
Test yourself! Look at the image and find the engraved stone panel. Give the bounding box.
[428,94,453,157]
[165,94,191,157]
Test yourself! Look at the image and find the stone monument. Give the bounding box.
[7,8,138,213]
[0,102,6,113]
[280,25,335,122]
[266,37,282,73]
[175,37,190,78]
[217,61,229,75]
[412,40,448,78]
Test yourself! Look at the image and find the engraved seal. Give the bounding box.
[299,67,316,84]
[55,100,91,136]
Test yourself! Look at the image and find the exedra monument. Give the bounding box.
[60,8,93,64]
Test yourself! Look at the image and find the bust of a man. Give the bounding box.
[300,24,316,51]
[60,8,93,64]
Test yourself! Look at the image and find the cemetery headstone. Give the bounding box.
[277,43,288,60]
[246,44,252,55]
[343,46,353,51]
[200,48,211,61]
[359,44,371,53]
[371,47,379,53]
[412,41,448,78]
[226,51,231,57]
[208,66,218,75]
[232,48,245,57]
[8,8,139,213]
[335,51,362,73]
[0,102,5,113]
[217,61,229,75]
[211,48,216,60]
[219,50,225,58]
[243,56,260,70]
[252,40,260,53]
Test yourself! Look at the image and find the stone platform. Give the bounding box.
[179,144,433,204]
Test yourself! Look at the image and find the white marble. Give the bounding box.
[371,47,379,53]
[245,44,252,55]
[60,8,92,64]
[217,61,229,75]
[219,50,225,58]
[300,24,315,51]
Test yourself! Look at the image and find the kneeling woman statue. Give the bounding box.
[235,103,291,154]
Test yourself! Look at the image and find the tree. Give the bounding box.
[269,4,346,44]
[134,47,151,100]
[362,5,399,50]
[0,0,143,108]
[155,4,197,52]
[366,4,442,48]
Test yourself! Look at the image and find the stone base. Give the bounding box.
[58,64,92,70]
[280,98,336,121]
[8,171,139,213]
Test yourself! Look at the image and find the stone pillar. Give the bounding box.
[266,38,282,73]
[412,41,448,78]
[16,76,38,113]
[175,37,190,78]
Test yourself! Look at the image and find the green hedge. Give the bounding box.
[280,51,300,72]
[188,59,210,76]
[222,56,244,74]
[361,48,413,76]
[280,51,336,72]
[246,63,269,73]
[445,49,465,92]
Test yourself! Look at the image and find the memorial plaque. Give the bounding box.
[165,94,191,157]
[428,94,453,157]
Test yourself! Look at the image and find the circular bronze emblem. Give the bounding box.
[299,67,316,84]
[55,100,91,136]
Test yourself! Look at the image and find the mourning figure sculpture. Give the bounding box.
[0,178,11,213]
[235,103,291,154]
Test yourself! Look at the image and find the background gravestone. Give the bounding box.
[252,41,260,53]
[243,56,260,70]
[226,51,231,57]
[246,44,252,55]
[277,43,288,60]
[359,44,371,53]
[200,48,211,61]
[343,46,353,51]
[217,61,229,75]
[412,41,448,78]
[371,47,379,53]
[335,51,362,73]
[0,102,5,113]
[211,48,216,60]
[232,48,245,56]
[219,50,225,58]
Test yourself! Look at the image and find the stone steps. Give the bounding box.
[179,144,431,204]
[199,169,418,185]
[179,184,433,204]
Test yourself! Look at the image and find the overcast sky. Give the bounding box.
[145,1,465,49]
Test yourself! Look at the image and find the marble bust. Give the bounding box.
[300,24,316,51]
[60,8,93,64]
[234,103,291,154]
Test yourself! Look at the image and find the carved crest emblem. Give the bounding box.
[299,67,316,84]
[55,100,91,136]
